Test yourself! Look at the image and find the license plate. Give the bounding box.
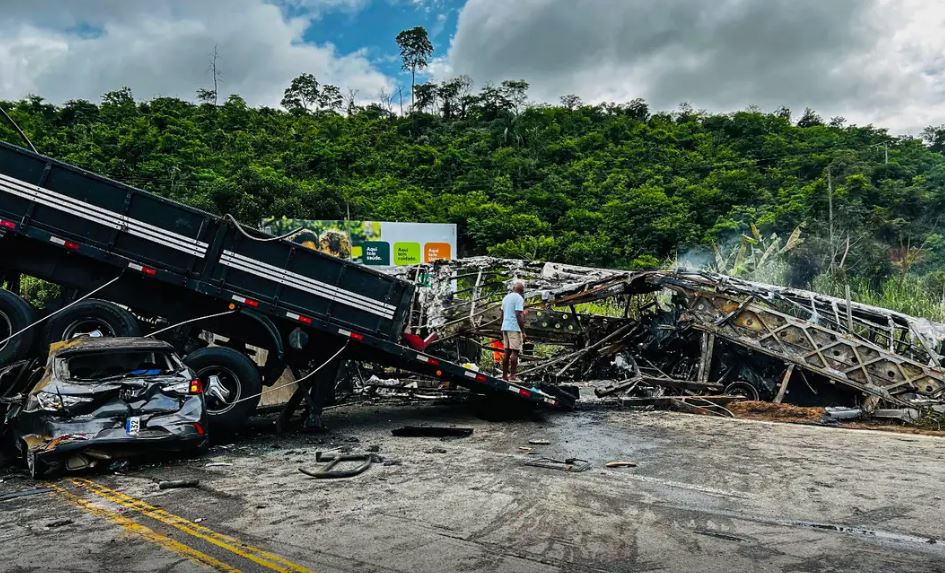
[125,416,141,435]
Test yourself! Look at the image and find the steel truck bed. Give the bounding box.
[0,141,571,411]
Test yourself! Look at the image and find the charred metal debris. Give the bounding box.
[392,258,945,422]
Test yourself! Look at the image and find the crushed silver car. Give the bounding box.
[3,337,207,477]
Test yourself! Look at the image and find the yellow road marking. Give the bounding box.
[72,479,316,573]
[48,483,240,573]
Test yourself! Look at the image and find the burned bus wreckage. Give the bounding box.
[396,258,945,423]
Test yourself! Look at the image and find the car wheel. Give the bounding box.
[183,347,262,437]
[44,298,141,344]
[0,289,38,363]
[724,379,762,401]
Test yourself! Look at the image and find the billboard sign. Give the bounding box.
[262,218,457,267]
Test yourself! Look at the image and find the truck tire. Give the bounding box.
[0,289,38,363]
[724,379,765,401]
[183,346,262,437]
[44,298,141,343]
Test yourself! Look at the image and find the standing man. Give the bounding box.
[501,280,527,381]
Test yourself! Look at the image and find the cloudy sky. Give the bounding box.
[2,0,944,133]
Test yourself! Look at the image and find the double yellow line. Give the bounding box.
[52,479,316,573]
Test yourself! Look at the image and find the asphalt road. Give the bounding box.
[2,402,945,572]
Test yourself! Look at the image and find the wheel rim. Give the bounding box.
[26,450,36,478]
[62,317,117,339]
[0,311,12,353]
[725,381,760,401]
[196,366,243,415]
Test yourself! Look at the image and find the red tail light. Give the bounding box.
[193,422,206,436]
[189,378,203,394]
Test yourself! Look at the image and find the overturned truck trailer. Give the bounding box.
[398,258,945,418]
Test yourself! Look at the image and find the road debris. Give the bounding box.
[299,452,379,479]
[158,479,200,490]
[44,518,73,528]
[527,439,551,445]
[605,460,637,468]
[391,426,473,438]
[523,457,591,472]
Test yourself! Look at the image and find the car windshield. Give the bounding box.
[59,350,179,381]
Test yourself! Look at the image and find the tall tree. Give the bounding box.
[395,26,433,111]
[281,73,320,112]
[501,80,529,114]
[317,84,344,113]
[438,75,472,119]
[560,94,582,111]
[413,82,438,113]
[922,125,945,153]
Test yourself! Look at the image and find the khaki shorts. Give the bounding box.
[502,331,524,352]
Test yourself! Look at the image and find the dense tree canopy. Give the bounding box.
[2,83,945,306]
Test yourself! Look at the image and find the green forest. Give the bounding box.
[2,78,945,318]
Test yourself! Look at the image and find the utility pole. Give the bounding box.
[827,167,835,270]
[873,141,889,165]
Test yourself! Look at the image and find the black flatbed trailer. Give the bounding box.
[0,141,572,431]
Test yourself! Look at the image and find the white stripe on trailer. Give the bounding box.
[0,178,204,256]
[128,262,144,271]
[338,328,352,337]
[464,370,478,379]
[219,255,392,319]
[221,250,397,313]
[416,354,430,363]
[0,174,208,257]
[49,236,66,246]
[0,174,210,253]
[219,251,396,319]
[286,311,301,320]
[231,295,248,304]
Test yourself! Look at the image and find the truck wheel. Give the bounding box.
[0,289,38,363]
[724,379,762,401]
[183,347,261,437]
[44,299,141,343]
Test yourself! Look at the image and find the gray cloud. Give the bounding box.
[0,0,391,107]
[446,0,945,133]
